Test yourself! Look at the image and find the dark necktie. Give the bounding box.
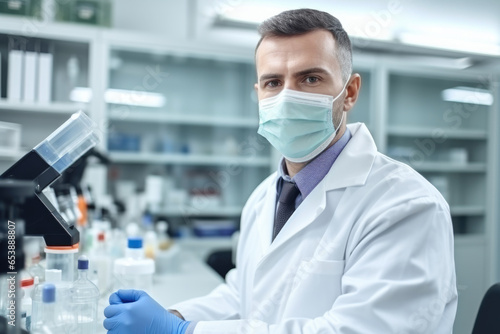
[273,180,300,241]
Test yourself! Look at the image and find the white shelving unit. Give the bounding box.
[108,110,258,128]
[0,100,88,114]
[109,152,271,167]
[153,205,243,217]
[387,126,488,140]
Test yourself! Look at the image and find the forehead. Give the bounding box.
[255,29,339,75]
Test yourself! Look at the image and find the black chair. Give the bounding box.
[206,249,235,279]
[471,283,500,334]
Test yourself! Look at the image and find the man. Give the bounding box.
[104,8,457,334]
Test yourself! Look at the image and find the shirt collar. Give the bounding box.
[277,128,352,199]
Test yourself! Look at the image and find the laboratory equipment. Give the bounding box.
[1,110,99,246]
[20,277,34,331]
[27,253,45,283]
[155,221,180,274]
[45,244,79,282]
[31,269,66,332]
[70,256,99,333]
[1,111,99,333]
[114,237,155,292]
[0,179,34,334]
[31,284,64,334]
[88,232,112,296]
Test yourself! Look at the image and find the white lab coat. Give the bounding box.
[171,123,457,334]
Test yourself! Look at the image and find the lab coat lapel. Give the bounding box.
[322,123,377,191]
[255,174,279,255]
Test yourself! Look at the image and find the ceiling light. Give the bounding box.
[441,87,493,106]
[399,33,500,57]
[105,89,166,108]
[70,87,166,108]
[70,87,92,103]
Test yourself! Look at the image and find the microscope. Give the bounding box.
[0,111,99,333]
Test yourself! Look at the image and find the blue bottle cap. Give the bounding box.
[42,284,56,303]
[78,256,89,270]
[128,237,143,249]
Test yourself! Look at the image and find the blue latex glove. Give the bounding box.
[103,289,190,334]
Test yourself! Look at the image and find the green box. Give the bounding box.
[56,0,111,27]
[0,0,42,18]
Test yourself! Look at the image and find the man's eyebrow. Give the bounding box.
[259,73,284,82]
[258,67,330,82]
[293,67,330,78]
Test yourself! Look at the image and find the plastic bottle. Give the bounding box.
[156,221,180,274]
[28,253,45,283]
[114,237,155,292]
[32,269,72,332]
[143,216,158,259]
[70,256,100,333]
[88,232,111,296]
[20,277,34,331]
[32,270,61,332]
[31,284,64,334]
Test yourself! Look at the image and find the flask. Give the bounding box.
[114,237,155,292]
[70,256,100,333]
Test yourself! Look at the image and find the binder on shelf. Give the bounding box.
[7,50,24,101]
[37,52,53,103]
[23,51,38,102]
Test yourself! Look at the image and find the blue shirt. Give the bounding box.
[277,128,352,208]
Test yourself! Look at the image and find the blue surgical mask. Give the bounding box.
[257,83,348,163]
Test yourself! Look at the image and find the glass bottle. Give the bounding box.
[70,256,100,333]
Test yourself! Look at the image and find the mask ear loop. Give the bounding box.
[334,77,350,129]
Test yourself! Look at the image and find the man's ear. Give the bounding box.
[343,74,362,113]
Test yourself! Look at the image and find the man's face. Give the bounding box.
[255,29,345,103]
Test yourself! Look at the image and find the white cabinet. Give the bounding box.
[381,66,497,334]
[0,20,95,172]
[102,41,273,224]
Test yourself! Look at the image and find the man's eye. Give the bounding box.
[305,76,320,84]
[265,80,281,88]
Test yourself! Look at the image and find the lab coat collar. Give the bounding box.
[258,122,377,258]
[322,122,377,191]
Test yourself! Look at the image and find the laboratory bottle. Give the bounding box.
[20,277,34,331]
[28,253,45,283]
[114,237,155,292]
[31,283,65,334]
[31,270,61,331]
[155,221,180,274]
[88,232,112,296]
[70,256,100,333]
[32,269,72,332]
[44,244,79,282]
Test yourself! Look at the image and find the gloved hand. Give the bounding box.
[103,289,191,334]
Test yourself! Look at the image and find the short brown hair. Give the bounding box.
[256,8,352,82]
